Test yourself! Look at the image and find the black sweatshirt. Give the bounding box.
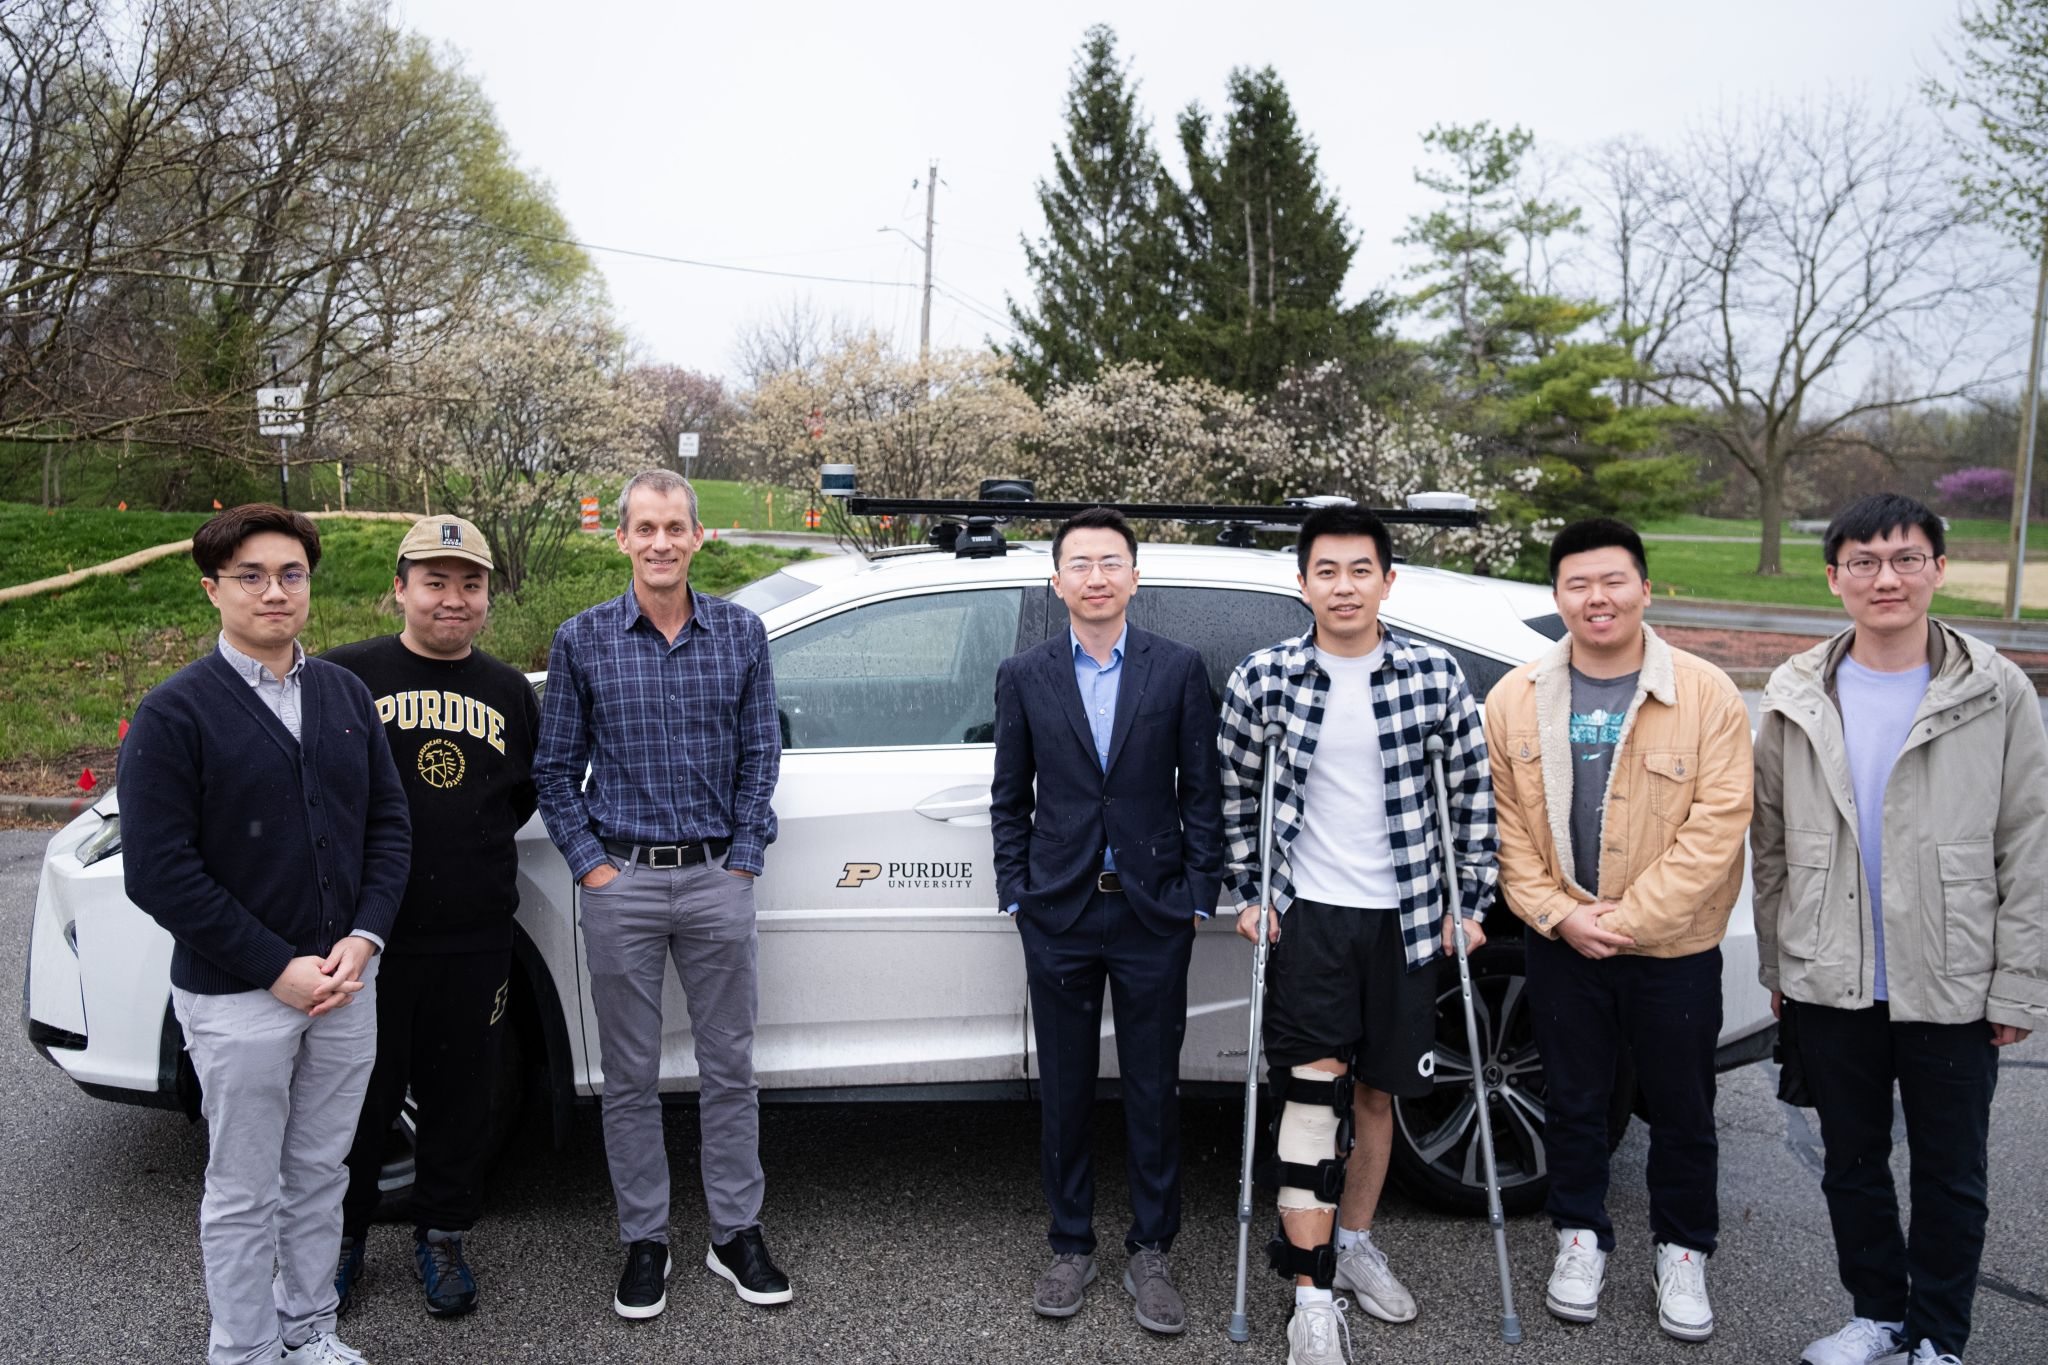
[322,634,541,954]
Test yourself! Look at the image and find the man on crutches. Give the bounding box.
[1483,518,1751,1342]
[1218,504,1498,1364]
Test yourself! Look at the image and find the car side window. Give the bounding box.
[1119,586,1313,703]
[771,588,1026,749]
[1400,631,1512,702]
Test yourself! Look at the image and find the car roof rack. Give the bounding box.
[843,495,1482,530]
[817,466,1481,559]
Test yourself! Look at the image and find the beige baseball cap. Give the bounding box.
[397,515,495,571]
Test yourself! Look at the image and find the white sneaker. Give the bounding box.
[1907,1341,1961,1365]
[1286,1296,1354,1365]
[282,1334,368,1365]
[1800,1317,1907,1365]
[1544,1227,1606,1323]
[1332,1234,1417,1324]
[1652,1242,1713,1341]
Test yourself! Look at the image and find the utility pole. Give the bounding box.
[920,160,937,363]
[2005,225,2048,620]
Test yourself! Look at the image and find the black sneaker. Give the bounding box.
[334,1235,365,1319]
[614,1239,671,1319]
[705,1226,792,1305]
[413,1230,479,1318]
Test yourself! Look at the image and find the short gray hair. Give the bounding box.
[617,468,699,528]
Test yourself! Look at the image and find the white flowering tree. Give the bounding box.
[1266,360,1532,571]
[1034,362,1292,507]
[344,307,651,591]
[729,334,1042,547]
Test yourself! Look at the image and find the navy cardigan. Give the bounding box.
[119,650,412,994]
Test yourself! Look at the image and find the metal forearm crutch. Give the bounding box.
[1426,732,1522,1344]
[1228,722,1284,1344]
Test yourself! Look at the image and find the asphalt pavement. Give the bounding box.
[5,828,2046,1364]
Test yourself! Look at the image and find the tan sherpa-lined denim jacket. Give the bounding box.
[1483,625,1753,957]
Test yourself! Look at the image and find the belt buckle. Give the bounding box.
[1097,871,1120,893]
[648,845,684,870]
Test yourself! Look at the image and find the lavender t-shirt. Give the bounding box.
[1835,655,1931,1002]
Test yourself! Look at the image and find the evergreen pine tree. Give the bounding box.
[1004,26,1184,399]
[1167,68,1380,394]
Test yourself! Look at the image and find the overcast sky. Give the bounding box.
[393,0,1968,382]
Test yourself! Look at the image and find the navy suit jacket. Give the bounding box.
[990,626,1226,937]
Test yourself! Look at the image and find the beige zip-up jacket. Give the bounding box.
[1484,625,1753,957]
[1752,620,2048,1030]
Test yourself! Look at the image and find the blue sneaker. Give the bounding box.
[414,1230,479,1317]
[333,1235,365,1318]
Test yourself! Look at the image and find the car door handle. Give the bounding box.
[915,785,993,827]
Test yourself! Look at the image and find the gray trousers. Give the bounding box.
[580,850,763,1245]
[172,963,378,1365]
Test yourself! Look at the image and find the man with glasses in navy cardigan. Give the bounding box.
[120,503,410,1365]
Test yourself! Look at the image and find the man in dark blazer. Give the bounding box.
[992,506,1225,1337]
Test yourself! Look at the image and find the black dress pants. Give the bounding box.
[1525,932,1723,1254]
[1017,890,1195,1256]
[341,948,511,1237]
[1786,997,2000,1357]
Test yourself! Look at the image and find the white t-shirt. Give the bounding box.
[1289,644,1399,908]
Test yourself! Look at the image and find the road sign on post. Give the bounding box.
[256,385,306,436]
[257,384,306,507]
[678,432,700,473]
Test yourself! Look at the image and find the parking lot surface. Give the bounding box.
[5,828,2045,1364]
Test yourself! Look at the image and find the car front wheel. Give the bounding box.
[1388,944,1551,1215]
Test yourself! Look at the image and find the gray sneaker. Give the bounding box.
[1286,1296,1354,1365]
[1032,1252,1097,1318]
[1122,1249,1186,1334]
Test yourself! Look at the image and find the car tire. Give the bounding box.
[1388,944,1549,1216]
[370,1015,527,1222]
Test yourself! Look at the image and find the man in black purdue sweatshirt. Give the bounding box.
[324,515,540,1320]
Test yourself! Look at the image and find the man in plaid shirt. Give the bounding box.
[1217,503,1497,1364]
[535,469,789,1320]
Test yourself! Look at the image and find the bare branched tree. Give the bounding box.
[1644,95,2015,573]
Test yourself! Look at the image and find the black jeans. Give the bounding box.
[1017,890,1195,1256]
[342,948,511,1238]
[1786,997,2000,1357]
[1525,932,1722,1254]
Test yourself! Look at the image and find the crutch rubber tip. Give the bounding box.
[1227,1313,1250,1343]
[1502,1313,1524,1344]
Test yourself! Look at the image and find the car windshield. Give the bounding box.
[728,570,823,614]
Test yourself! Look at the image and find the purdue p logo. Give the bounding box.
[837,862,882,889]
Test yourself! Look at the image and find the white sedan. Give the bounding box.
[23,536,1777,1215]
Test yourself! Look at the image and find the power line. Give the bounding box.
[465,215,921,288]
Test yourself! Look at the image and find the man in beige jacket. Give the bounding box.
[1484,518,1752,1345]
[1753,492,2046,1365]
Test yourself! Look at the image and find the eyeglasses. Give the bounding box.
[217,569,313,595]
[1058,557,1130,577]
[1836,552,1931,579]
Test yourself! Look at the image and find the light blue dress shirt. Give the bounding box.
[1072,625,1127,871]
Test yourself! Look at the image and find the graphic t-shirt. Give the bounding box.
[1568,667,1639,894]
[321,633,541,953]
[1835,655,1931,1002]
[1290,644,1399,908]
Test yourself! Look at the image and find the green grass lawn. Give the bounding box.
[0,512,804,767]
[1638,537,2044,618]
[1640,513,2048,553]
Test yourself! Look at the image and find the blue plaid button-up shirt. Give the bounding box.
[535,583,781,880]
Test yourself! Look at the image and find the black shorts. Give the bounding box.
[1262,898,1440,1099]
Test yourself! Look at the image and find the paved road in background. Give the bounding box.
[6,829,2046,1364]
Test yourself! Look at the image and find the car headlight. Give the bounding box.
[75,813,121,867]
